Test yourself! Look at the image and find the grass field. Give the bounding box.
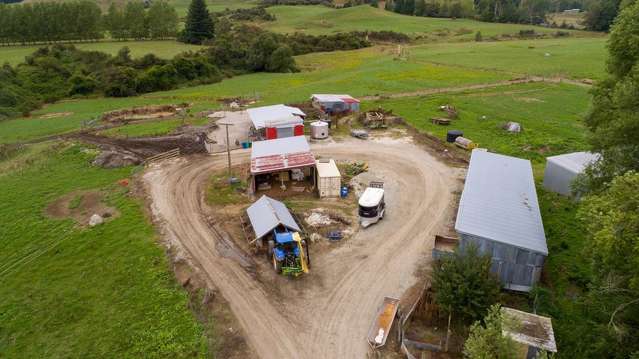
[364,82,591,164]
[0,143,208,358]
[98,117,209,138]
[262,5,592,39]
[409,37,607,80]
[0,40,202,66]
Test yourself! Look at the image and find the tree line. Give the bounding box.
[381,0,635,29]
[0,0,178,46]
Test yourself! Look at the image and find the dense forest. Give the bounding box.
[0,0,178,45]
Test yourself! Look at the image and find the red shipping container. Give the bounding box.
[266,127,277,139]
[294,125,304,136]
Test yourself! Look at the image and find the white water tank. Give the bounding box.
[310,121,329,139]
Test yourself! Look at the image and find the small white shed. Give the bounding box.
[543,152,600,196]
[316,159,341,198]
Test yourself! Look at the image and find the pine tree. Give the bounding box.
[182,0,213,44]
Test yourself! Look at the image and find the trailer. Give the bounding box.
[367,296,400,349]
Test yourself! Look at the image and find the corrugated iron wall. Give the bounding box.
[459,233,545,292]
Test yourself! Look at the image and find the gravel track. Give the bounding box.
[144,137,461,359]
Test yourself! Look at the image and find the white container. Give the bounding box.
[310,121,329,139]
[316,159,341,198]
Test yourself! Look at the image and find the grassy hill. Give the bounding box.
[262,5,595,39]
[20,0,256,15]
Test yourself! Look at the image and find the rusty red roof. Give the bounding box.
[250,137,315,174]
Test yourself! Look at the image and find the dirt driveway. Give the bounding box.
[144,137,462,359]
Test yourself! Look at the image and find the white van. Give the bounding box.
[358,182,385,228]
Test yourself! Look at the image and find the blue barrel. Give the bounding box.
[241,142,249,149]
[340,186,349,198]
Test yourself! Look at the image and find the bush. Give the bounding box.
[432,244,500,323]
[103,66,138,97]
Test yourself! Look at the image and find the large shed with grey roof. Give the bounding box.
[455,150,547,292]
[246,195,301,242]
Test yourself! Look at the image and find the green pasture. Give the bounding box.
[0,40,202,66]
[263,5,591,39]
[0,143,208,358]
[364,82,591,164]
[98,117,209,138]
[409,37,607,80]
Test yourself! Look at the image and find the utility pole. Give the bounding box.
[218,121,234,180]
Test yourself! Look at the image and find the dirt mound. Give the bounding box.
[46,190,119,226]
[75,132,208,165]
[101,104,189,123]
[93,149,143,168]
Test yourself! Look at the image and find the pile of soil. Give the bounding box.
[45,190,119,226]
[101,104,189,123]
[74,132,209,168]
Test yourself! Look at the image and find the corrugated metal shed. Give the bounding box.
[456,150,547,255]
[246,195,301,241]
[543,151,599,196]
[311,94,360,103]
[247,105,305,129]
[250,136,316,174]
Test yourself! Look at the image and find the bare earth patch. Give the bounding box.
[39,112,73,119]
[45,190,119,226]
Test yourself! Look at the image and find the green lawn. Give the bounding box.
[409,37,607,80]
[364,82,591,164]
[0,40,202,66]
[263,5,593,39]
[0,143,208,358]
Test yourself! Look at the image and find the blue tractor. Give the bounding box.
[267,227,310,276]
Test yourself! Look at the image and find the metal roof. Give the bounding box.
[246,195,301,241]
[250,136,316,174]
[316,159,341,178]
[546,151,600,174]
[311,94,360,103]
[455,150,548,255]
[501,307,557,353]
[359,187,384,208]
[247,105,306,129]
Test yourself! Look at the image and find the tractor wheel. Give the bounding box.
[272,254,282,273]
[267,240,275,260]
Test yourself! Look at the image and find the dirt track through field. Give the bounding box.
[144,137,461,358]
[360,76,591,101]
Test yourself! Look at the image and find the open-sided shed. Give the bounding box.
[246,195,301,242]
[249,136,316,192]
[455,150,547,292]
[247,104,306,140]
[543,151,600,196]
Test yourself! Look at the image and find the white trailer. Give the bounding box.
[359,181,385,228]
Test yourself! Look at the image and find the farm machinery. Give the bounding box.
[267,227,310,276]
